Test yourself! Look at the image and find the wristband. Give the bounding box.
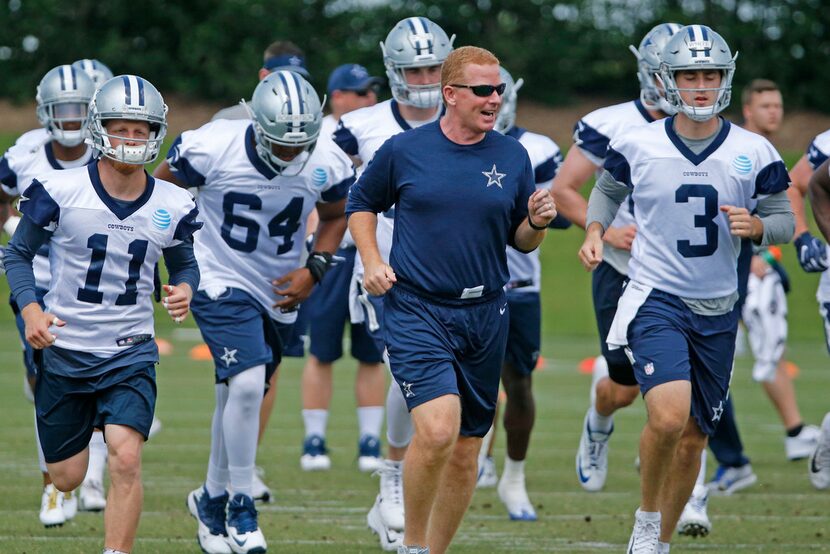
[306,251,333,283]
[528,217,547,231]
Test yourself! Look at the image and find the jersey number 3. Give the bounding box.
[675,184,718,258]
[77,234,148,305]
[221,192,304,255]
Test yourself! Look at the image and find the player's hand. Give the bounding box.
[272,267,315,311]
[793,231,829,273]
[528,188,556,229]
[579,223,604,271]
[21,303,64,349]
[720,205,762,241]
[603,224,637,251]
[750,254,770,278]
[363,260,396,296]
[163,283,192,324]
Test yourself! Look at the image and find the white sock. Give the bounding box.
[103,549,128,554]
[695,449,707,488]
[224,365,265,498]
[588,406,614,433]
[658,541,671,553]
[502,456,525,482]
[85,431,107,483]
[479,424,495,462]
[302,409,328,438]
[637,508,661,520]
[386,382,413,448]
[34,408,47,473]
[357,406,384,438]
[205,384,230,498]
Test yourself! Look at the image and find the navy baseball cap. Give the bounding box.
[263,53,310,77]
[327,64,383,94]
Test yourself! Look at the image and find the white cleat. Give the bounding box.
[226,494,267,553]
[476,456,498,488]
[706,464,757,496]
[786,424,821,461]
[79,479,107,511]
[252,467,272,504]
[677,485,711,538]
[375,460,405,531]
[39,484,66,528]
[358,435,384,473]
[808,413,830,490]
[300,434,331,471]
[62,490,78,520]
[627,509,660,554]
[497,475,537,521]
[575,411,612,492]
[368,494,404,551]
[148,416,163,439]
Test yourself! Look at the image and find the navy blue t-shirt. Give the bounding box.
[346,120,535,300]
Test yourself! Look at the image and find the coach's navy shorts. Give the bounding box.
[307,246,383,364]
[592,261,637,386]
[383,285,509,437]
[35,362,156,463]
[10,289,47,380]
[627,288,738,437]
[504,291,541,375]
[191,288,293,384]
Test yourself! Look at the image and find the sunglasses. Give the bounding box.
[450,83,506,97]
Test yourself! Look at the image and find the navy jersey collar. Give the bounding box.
[634,99,656,123]
[88,162,155,220]
[390,100,445,132]
[664,116,731,166]
[506,126,526,140]
[44,142,62,170]
[245,124,278,180]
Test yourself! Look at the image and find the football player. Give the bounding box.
[333,16,454,550]
[154,70,352,554]
[580,25,793,552]
[0,65,103,526]
[5,74,201,554]
[299,63,385,473]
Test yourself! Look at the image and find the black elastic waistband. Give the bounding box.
[395,278,502,306]
[506,279,533,290]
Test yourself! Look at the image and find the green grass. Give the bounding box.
[1,133,830,552]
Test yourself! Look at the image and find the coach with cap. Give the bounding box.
[347,45,556,554]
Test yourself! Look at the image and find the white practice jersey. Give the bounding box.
[607,118,790,299]
[803,131,830,305]
[0,133,94,291]
[167,118,353,322]
[18,164,199,357]
[335,99,432,272]
[505,127,563,292]
[321,114,354,249]
[574,100,658,275]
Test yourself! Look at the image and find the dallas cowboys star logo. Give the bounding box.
[401,381,415,398]
[482,164,506,188]
[220,347,238,367]
[711,400,724,422]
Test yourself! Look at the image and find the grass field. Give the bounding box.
[0,134,829,552]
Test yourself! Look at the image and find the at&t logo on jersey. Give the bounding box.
[312,167,328,187]
[152,208,172,230]
[732,155,753,175]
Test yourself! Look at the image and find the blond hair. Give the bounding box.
[441,46,500,90]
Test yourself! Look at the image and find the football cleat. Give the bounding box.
[358,434,384,473]
[497,474,537,521]
[374,459,405,531]
[627,509,660,554]
[786,424,821,461]
[706,464,757,496]
[79,479,107,511]
[677,485,711,537]
[187,485,232,554]
[300,434,331,471]
[39,484,65,528]
[252,466,271,504]
[62,490,77,520]
[808,413,830,490]
[575,411,612,491]
[476,456,498,488]
[226,494,267,553]
[368,494,404,551]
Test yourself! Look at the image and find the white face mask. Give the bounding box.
[53,129,87,147]
[405,86,441,109]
